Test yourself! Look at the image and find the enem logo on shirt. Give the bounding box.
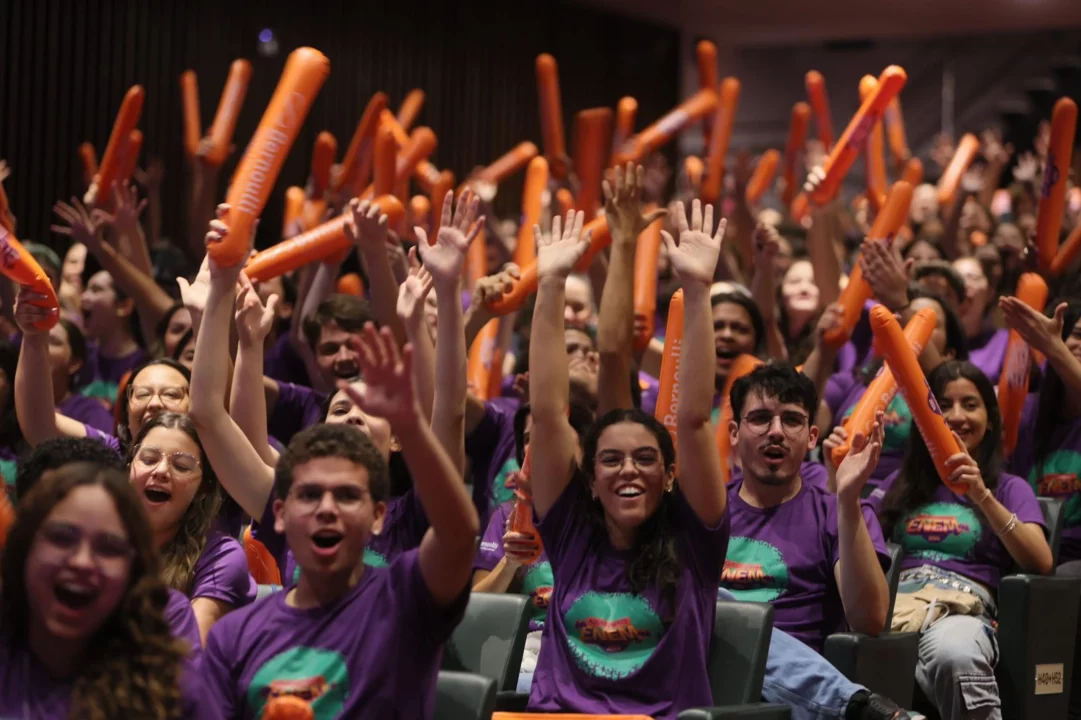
[249,647,349,718]
[1031,450,1081,526]
[720,537,789,602]
[563,591,664,680]
[898,502,981,561]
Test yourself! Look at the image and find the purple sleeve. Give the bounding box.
[465,398,519,486]
[83,426,122,455]
[191,533,258,607]
[165,588,203,656]
[475,503,512,571]
[268,381,327,444]
[200,620,240,719]
[1007,393,1041,477]
[383,490,429,551]
[671,487,731,585]
[535,475,591,572]
[57,395,115,435]
[996,473,1046,530]
[390,548,470,648]
[638,373,660,416]
[824,372,856,425]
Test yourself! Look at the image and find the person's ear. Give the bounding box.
[116,296,135,319]
[806,425,820,452]
[370,500,388,535]
[272,498,286,535]
[390,436,401,453]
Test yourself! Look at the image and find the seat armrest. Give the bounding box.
[494,691,530,713]
[679,702,792,719]
[823,632,919,709]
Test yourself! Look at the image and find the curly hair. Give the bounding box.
[0,463,187,719]
[127,412,221,596]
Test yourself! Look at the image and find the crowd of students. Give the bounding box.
[0,52,1079,720]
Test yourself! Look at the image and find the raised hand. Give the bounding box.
[337,323,419,430]
[661,199,726,287]
[344,198,389,252]
[234,277,279,348]
[602,162,667,244]
[822,424,849,473]
[203,203,257,288]
[1013,152,1040,184]
[930,132,955,171]
[397,248,435,330]
[859,238,912,312]
[91,180,148,254]
[980,129,1013,166]
[753,222,781,265]
[472,263,521,312]
[815,302,846,347]
[417,189,482,287]
[1000,297,1066,355]
[51,198,103,249]
[12,286,58,335]
[535,210,590,282]
[834,413,884,501]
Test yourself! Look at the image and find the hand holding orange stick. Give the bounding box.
[997,273,1049,456]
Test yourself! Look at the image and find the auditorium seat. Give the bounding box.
[435,670,497,720]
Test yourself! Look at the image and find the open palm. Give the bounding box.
[662,199,725,287]
[417,190,481,286]
[397,252,434,328]
[536,210,590,281]
[835,415,884,500]
[341,324,418,428]
[51,198,103,249]
[235,282,279,347]
[345,198,388,251]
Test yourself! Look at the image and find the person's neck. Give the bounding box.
[605,515,637,551]
[738,474,803,509]
[96,326,138,358]
[27,623,86,679]
[289,565,365,610]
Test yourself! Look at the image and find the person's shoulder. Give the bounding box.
[208,589,282,640]
[996,471,1037,497]
[194,531,247,574]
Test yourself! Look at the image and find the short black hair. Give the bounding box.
[16,436,125,500]
[912,261,966,310]
[302,294,375,354]
[274,423,389,503]
[730,363,818,424]
[711,291,767,357]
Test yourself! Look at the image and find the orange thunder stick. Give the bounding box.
[337,273,364,296]
[0,183,10,233]
[807,66,907,207]
[515,157,549,268]
[372,123,398,198]
[831,308,936,467]
[998,273,1049,456]
[573,108,613,220]
[78,143,98,189]
[216,48,329,267]
[620,89,719,167]
[697,40,718,142]
[395,127,437,187]
[859,75,888,212]
[869,305,966,493]
[902,157,923,187]
[936,133,979,207]
[1035,97,1077,273]
[85,85,144,207]
[684,155,705,191]
[745,150,780,205]
[536,53,569,179]
[715,355,764,485]
[466,226,487,291]
[335,92,388,195]
[0,225,60,330]
[612,97,638,164]
[805,70,834,151]
[782,102,812,205]
[884,97,909,169]
[467,319,499,402]
[205,59,252,167]
[474,142,539,185]
[300,132,337,230]
[179,70,201,157]
[509,444,542,565]
[701,78,741,204]
[283,186,305,234]
[410,194,431,229]
[262,695,314,720]
[822,181,913,346]
[555,188,575,217]
[0,484,13,552]
[396,89,425,131]
[654,290,684,450]
[633,212,664,353]
[242,526,281,586]
[1052,222,1081,276]
[244,195,404,282]
[430,170,455,234]
[486,217,610,314]
[115,130,143,191]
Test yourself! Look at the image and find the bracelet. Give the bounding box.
[996,512,1020,538]
[977,488,993,506]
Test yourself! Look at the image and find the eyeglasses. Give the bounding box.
[597,448,662,471]
[132,445,202,478]
[40,522,134,571]
[289,485,371,513]
[740,410,810,437]
[128,385,188,409]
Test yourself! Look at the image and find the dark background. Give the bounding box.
[0,0,678,254]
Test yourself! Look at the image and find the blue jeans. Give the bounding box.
[717,588,863,720]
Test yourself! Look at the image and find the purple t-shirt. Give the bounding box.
[84,426,122,454]
[967,328,1009,384]
[868,470,1046,589]
[57,394,114,434]
[191,531,257,608]
[166,588,203,657]
[79,343,147,405]
[199,548,468,720]
[263,333,312,387]
[475,501,554,632]
[465,397,521,527]
[638,373,660,416]
[728,461,829,491]
[824,369,912,487]
[268,382,327,447]
[527,481,730,718]
[722,479,890,651]
[1009,394,1081,562]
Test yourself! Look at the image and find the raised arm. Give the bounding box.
[346,198,407,347]
[229,279,281,467]
[395,252,436,423]
[417,190,481,475]
[662,200,728,526]
[338,324,479,606]
[530,211,592,518]
[1001,298,1081,418]
[188,206,275,521]
[597,163,666,415]
[806,202,842,308]
[749,223,788,361]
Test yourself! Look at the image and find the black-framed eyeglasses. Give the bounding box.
[740,410,809,436]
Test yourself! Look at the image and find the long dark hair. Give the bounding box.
[879,361,1003,539]
[58,318,89,393]
[1,463,186,718]
[116,358,191,451]
[1032,299,1081,478]
[581,408,682,611]
[127,412,221,595]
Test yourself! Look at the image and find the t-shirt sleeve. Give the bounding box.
[383,489,430,552]
[391,548,470,649]
[672,486,731,585]
[474,504,511,572]
[824,372,855,425]
[464,398,519,484]
[83,426,122,455]
[997,473,1046,531]
[200,620,242,719]
[165,588,203,656]
[534,474,590,572]
[191,533,258,608]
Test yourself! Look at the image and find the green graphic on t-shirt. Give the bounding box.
[1030,450,1081,527]
[520,561,553,628]
[562,591,664,680]
[895,502,981,562]
[291,547,388,585]
[841,393,912,454]
[491,456,520,510]
[79,380,120,405]
[720,536,790,602]
[248,646,350,718]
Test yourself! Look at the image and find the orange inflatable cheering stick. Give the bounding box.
[0,225,60,330]
[901,157,923,187]
[475,142,539,185]
[654,290,685,450]
[936,133,979,207]
[831,308,936,467]
[115,130,143,191]
[745,150,780,206]
[395,127,437,189]
[884,97,909,170]
[335,92,388,196]
[536,54,569,179]
[242,526,281,586]
[78,143,99,190]
[282,186,305,235]
[1035,98,1077,273]
[617,89,719,166]
[216,48,330,267]
[396,89,425,131]
[633,210,664,352]
[573,108,614,220]
[822,181,913,347]
[869,305,965,494]
[859,75,888,212]
[805,70,834,151]
[301,132,337,230]
[1052,222,1081,276]
[612,97,638,165]
[998,273,1049,457]
[85,85,144,208]
[514,157,549,268]
[468,316,500,402]
[179,70,201,158]
[508,445,542,566]
[205,59,253,167]
[696,40,719,142]
[715,355,764,485]
[701,78,741,204]
[782,103,811,206]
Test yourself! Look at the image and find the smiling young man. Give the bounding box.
[720,363,891,655]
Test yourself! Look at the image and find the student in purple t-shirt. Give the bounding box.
[46,318,114,434]
[521,203,730,719]
[76,258,148,404]
[953,256,1010,383]
[869,361,1051,720]
[200,328,478,719]
[721,363,891,651]
[0,462,206,718]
